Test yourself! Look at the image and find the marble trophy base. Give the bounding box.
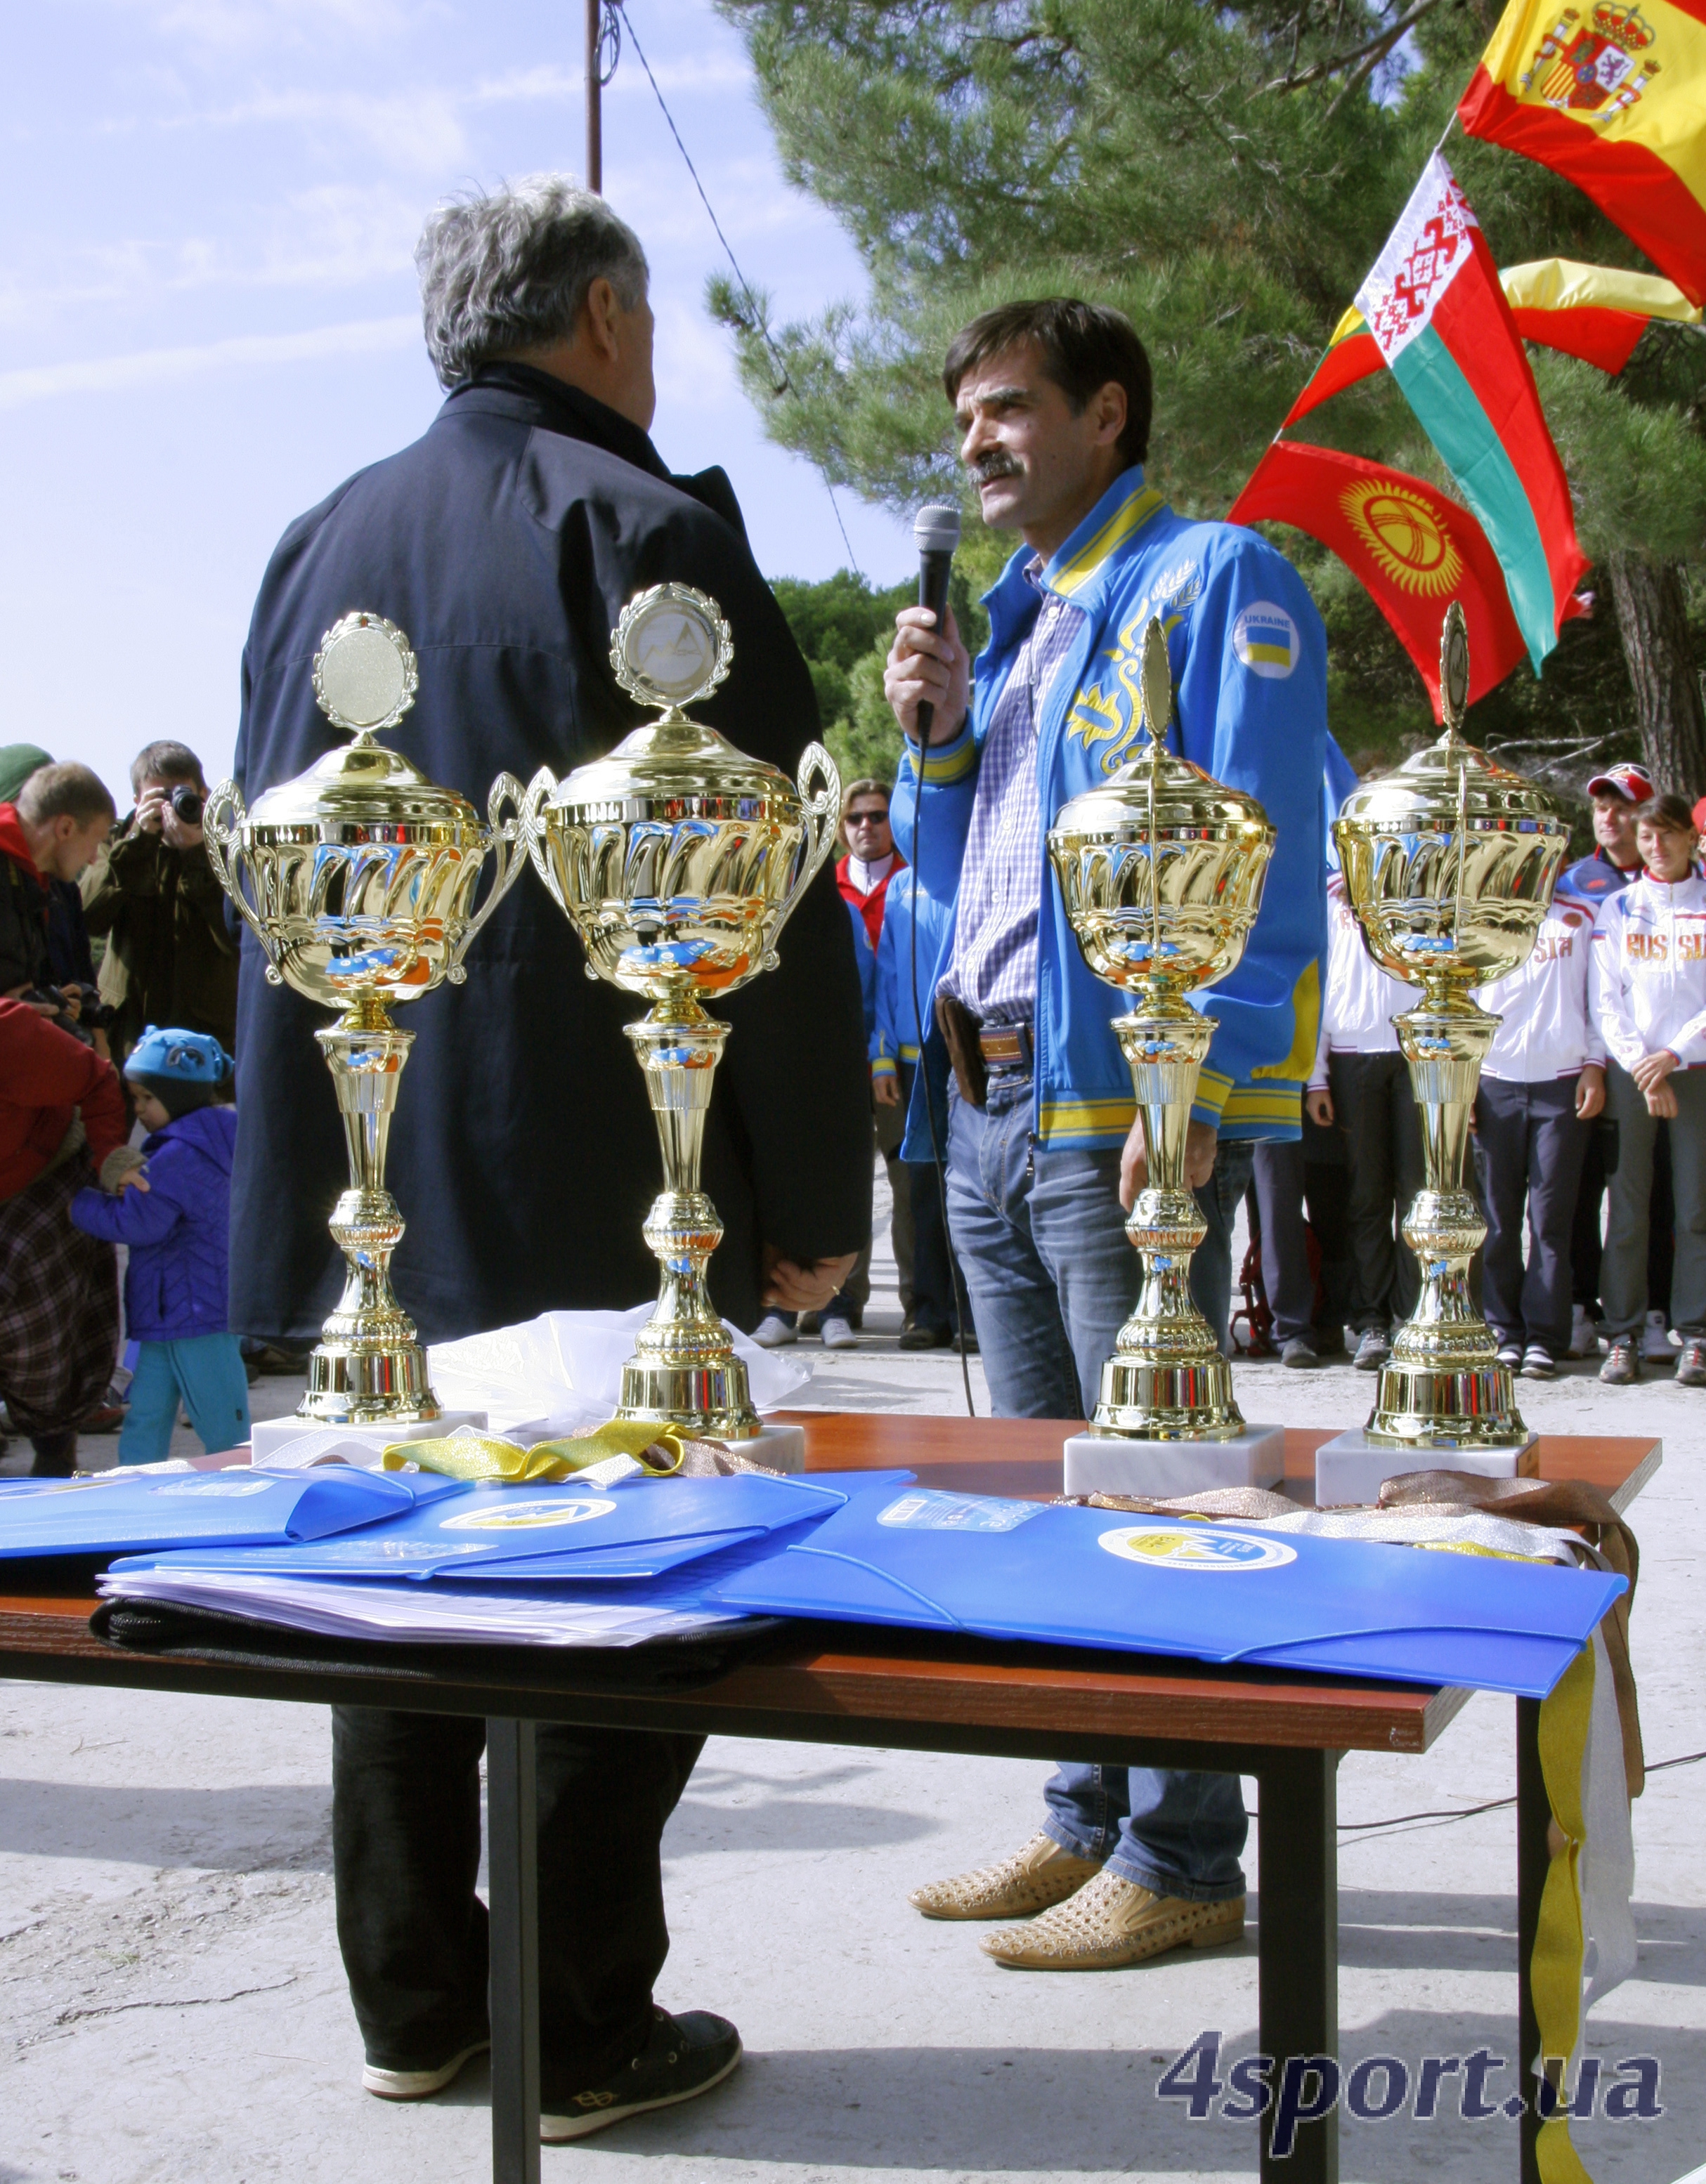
[719,1420,805,1474]
[252,1411,488,1470]
[1062,1423,1285,1498]
[1314,1427,1539,1508]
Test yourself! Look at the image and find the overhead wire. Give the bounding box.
[610,0,863,573]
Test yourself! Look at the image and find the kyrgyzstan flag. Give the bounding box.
[1352,156,1589,673]
[1227,441,1576,717]
[1459,0,1706,308]
[1282,254,1700,425]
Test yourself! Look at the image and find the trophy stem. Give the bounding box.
[619,1000,760,1439]
[1367,1000,1528,1449]
[1093,1002,1244,1440]
[300,1000,440,1425]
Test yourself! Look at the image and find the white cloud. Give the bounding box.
[0,315,420,410]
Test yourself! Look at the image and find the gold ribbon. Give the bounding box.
[381,1420,687,1482]
[1532,1642,1596,2184]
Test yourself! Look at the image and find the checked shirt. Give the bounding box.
[940,559,1084,1027]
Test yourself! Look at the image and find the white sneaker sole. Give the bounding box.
[539,2039,743,2141]
[363,2040,489,2100]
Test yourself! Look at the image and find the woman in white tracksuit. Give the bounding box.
[1589,793,1706,1385]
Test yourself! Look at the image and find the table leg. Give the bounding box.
[487,1717,540,2184]
[1516,1696,1547,2184]
[1258,1748,1341,2184]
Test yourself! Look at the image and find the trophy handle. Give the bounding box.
[763,740,842,969]
[445,771,530,983]
[202,780,285,986]
[519,765,566,911]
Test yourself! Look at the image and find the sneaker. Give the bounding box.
[1568,1304,1597,1359]
[1280,1336,1320,1369]
[1643,1309,1674,1362]
[1521,1345,1555,1380]
[363,2038,489,2100]
[898,1321,949,1352]
[909,1831,1103,1921]
[751,1314,797,1349]
[1677,1339,1706,1387]
[1495,1341,1523,1369]
[1353,1328,1390,1372]
[979,1871,1246,1970]
[819,1314,857,1350]
[1600,1337,1641,1385]
[539,2008,741,2142]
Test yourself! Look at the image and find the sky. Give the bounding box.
[0,0,916,807]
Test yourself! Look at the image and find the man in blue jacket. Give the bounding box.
[887,299,1328,1970]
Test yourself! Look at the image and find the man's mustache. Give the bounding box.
[971,453,1023,486]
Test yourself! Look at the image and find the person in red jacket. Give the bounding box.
[0,998,126,1473]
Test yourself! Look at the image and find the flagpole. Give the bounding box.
[586,0,603,192]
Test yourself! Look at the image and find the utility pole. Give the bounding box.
[585,0,603,192]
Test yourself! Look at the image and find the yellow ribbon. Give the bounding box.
[1532,1642,1597,2184]
[381,1420,687,1482]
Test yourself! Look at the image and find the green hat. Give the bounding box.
[0,744,52,805]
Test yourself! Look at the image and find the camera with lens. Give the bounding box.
[169,783,204,827]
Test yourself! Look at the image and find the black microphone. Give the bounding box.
[913,502,961,743]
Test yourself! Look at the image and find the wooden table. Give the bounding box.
[0,1419,1661,2184]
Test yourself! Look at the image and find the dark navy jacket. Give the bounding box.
[230,365,870,1343]
[72,1106,237,1342]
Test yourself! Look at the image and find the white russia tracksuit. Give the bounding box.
[1589,872,1706,1340]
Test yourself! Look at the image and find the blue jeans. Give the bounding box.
[945,1068,1251,1903]
[119,1334,252,1465]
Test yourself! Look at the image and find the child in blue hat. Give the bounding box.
[71,1026,250,1465]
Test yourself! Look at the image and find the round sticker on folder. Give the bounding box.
[1099,1526,1296,1571]
[438,1498,617,1532]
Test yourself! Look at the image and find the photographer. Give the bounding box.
[82,740,238,1066]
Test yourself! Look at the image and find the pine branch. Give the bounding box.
[1262,0,1441,93]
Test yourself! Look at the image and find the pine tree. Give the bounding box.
[716,0,1706,792]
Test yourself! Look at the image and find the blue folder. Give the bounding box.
[0,1465,462,1558]
[112,1471,914,1586]
[703,1485,1628,1699]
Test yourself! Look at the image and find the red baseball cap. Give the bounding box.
[1586,762,1655,804]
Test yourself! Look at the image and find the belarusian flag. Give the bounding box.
[1460,0,1706,307]
[1282,255,1700,425]
[1352,155,1588,672]
[1228,440,1559,717]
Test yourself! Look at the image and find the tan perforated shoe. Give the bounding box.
[909,1831,1104,1921]
[979,1870,1246,1969]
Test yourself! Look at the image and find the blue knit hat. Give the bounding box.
[126,1026,233,1085]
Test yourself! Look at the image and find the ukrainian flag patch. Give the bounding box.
[1232,602,1298,679]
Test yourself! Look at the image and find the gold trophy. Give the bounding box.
[204,612,527,1432]
[1324,603,1568,1494]
[1047,619,1279,1491]
[521,584,840,1441]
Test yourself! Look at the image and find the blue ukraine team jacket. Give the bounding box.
[890,465,1330,1154]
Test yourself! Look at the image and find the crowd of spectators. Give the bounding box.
[0,743,245,1475]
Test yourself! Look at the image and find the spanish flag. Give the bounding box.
[1283,256,1701,425]
[1228,441,1551,718]
[1350,155,1589,674]
[1459,0,1706,306]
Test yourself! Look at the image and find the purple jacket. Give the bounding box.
[72,1105,236,1341]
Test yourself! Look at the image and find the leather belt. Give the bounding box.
[977,1022,1033,1068]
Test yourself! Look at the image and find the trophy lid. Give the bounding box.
[1050,617,1271,843]
[244,613,480,835]
[549,584,797,818]
[1335,607,1562,837]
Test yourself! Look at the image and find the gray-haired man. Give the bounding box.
[235,178,871,2139]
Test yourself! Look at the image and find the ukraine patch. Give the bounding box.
[1232,602,1299,679]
